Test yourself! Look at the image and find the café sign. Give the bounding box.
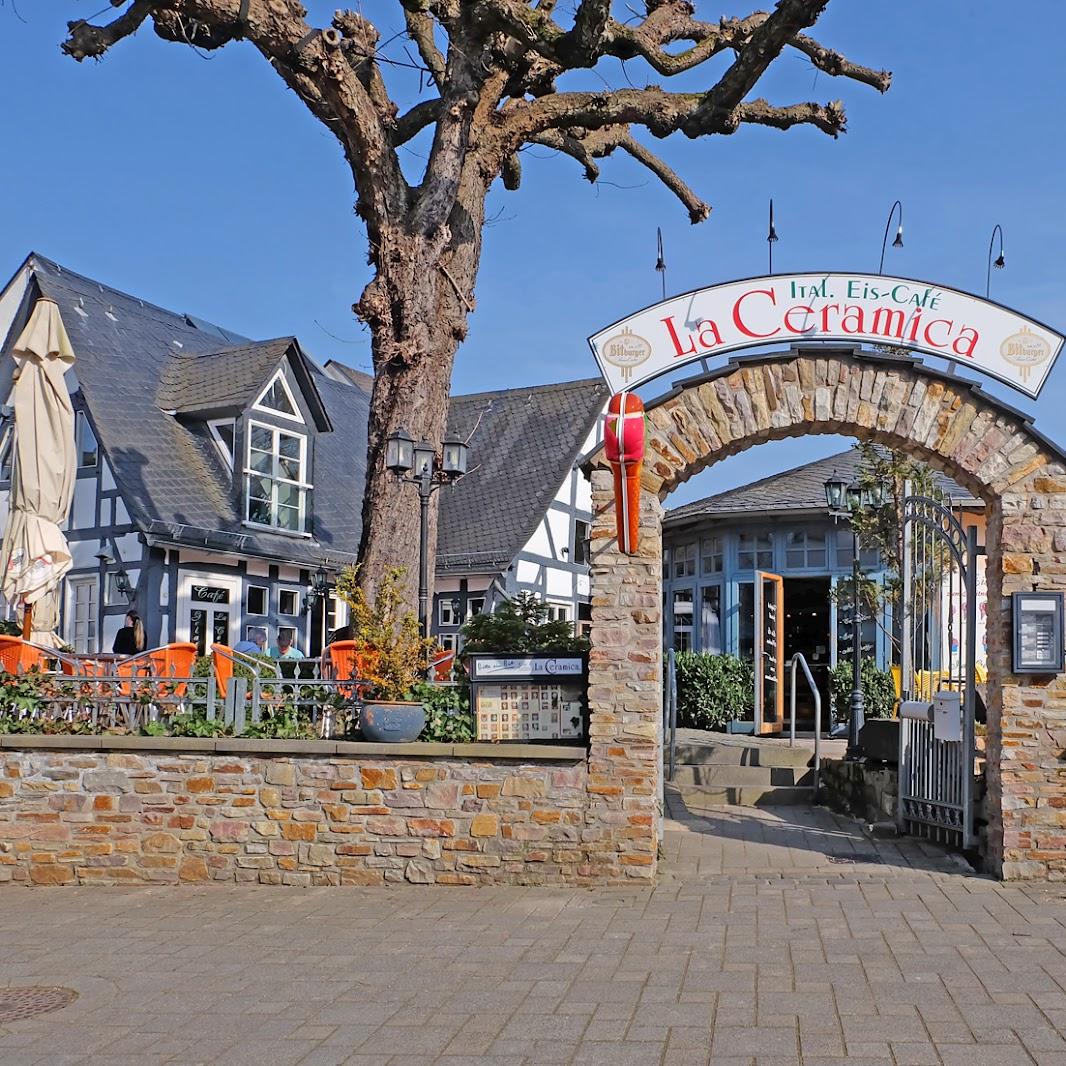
[589,273,1064,399]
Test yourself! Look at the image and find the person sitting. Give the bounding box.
[269,631,303,660]
[112,610,146,655]
[233,629,266,656]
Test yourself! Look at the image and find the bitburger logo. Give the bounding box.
[601,327,652,383]
[1001,326,1052,383]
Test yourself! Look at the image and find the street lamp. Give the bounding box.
[824,470,888,760]
[878,200,904,274]
[986,224,1005,300]
[303,564,332,615]
[385,428,469,638]
[767,198,779,274]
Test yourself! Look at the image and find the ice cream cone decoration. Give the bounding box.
[604,391,646,555]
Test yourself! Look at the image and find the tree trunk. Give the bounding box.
[355,199,483,610]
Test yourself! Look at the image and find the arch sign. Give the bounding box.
[589,273,1064,400]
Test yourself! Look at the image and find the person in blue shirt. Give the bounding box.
[269,631,304,660]
[234,629,266,656]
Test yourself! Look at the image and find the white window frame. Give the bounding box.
[177,571,242,655]
[76,411,99,469]
[439,598,459,627]
[546,601,571,623]
[467,597,486,618]
[252,368,304,425]
[243,419,311,536]
[277,587,301,617]
[67,576,99,654]
[208,418,236,469]
[246,584,268,616]
[438,633,458,653]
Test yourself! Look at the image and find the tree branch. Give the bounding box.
[64,0,158,60]
[402,3,447,89]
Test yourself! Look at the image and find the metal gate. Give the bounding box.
[898,494,979,848]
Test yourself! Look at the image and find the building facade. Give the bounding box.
[0,253,604,656]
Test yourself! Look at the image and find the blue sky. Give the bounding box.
[2,2,1065,506]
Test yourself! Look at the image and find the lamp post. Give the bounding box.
[767,198,779,274]
[878,200,904,274]
[385,428,469,638]
[986,224,1005,300]
[824,471,888,760]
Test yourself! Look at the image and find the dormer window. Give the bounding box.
[244,420,309,534]
[253,369,303,424]
[209,419,235,469]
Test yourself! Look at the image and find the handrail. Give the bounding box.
[666,647,677,782]
[788,652,821,800]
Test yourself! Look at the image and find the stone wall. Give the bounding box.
[587,347,1066,880]
[0,740,651,887]
[819,758,899,826]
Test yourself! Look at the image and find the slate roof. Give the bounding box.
[0,253,367,568]
[437,379,608,574]
[666,446,983,527]
[0,253,603,577]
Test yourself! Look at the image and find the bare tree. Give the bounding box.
[62,1,889,602]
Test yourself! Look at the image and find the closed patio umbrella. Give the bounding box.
[0,298,76,647]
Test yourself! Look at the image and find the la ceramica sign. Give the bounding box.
[589,273,1065,399]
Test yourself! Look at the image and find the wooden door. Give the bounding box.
[754,571,784,735]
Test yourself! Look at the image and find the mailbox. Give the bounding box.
[466,654,587,743]
[1012,592,1065,673]
[933,691,962,743]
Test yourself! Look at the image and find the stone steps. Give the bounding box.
[668,781,816,809]
[666,733,817,807]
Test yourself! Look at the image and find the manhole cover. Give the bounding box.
[827,852,881,865]
[0,986,78,1024]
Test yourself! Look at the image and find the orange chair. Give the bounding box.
[323,640,377,697]
[0,635,51,674]
[431,648,455,682]
[117,642,198,699]
[210,644,279,700]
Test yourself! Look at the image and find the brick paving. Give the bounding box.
[5,800,1066,1064]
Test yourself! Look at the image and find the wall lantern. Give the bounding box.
[823,472,847,514]
[413,440,436,478]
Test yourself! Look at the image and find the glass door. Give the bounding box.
[180,574,241,655]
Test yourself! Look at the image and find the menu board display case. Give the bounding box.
[1012,592,1065,673]
[466,655,587,743]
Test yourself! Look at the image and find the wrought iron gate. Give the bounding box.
[898,494,979,848]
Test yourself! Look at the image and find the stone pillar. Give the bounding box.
[992,466,1066,879]
[586,468,663,880]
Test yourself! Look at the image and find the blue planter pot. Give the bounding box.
[360,701,426,743]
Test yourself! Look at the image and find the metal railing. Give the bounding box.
[0,670,366,738]
[665,648,677,781]
[788,652,821,799]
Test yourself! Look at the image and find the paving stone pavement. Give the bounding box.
[5,799,1066,1065]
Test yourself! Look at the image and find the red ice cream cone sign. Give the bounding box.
[604,392,645,555]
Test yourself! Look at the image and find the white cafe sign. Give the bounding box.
[589,273,1064,399]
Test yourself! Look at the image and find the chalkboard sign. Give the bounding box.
[753,572,784,734]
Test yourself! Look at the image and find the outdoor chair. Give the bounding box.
[116,642,198,700]
[431,648,455,682]
[0,635,53,674]
[321,640,376,697]
[210,643,281,700]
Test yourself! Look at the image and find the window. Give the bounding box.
[672,588,694,652]
[278,589,299,616]
[438,633,458,653]
[701,536,724,574]
[68,578,97,654]
[326,594,344,634]
[700,586,723,654]
[785,529,826,569]
[738,532,773,570]
[574,520,590,565]
[244,421,309,533]
[0,426,12,481]
[672,542,697,579]
[253,370,302,422]
[439,598,459,626]
[836,527,880,568]
[209,419,236,469]
[738,582,755,659]
[578,600,592,638]
[662,547,671,581]
[246,585,268,615]
[76,411,98,469]
[467,597,485,617]
[546,603,570,623]
[245,624,267,645]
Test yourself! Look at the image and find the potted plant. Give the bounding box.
[336,566,434,743]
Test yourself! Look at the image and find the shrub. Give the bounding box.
[413,683,475,743]
[829,658,897,722]
[672,653,754,731]
[460,592,589,656]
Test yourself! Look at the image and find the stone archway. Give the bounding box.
[586,345,1066,881]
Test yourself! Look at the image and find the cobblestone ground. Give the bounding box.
[4,799,1066,1065]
